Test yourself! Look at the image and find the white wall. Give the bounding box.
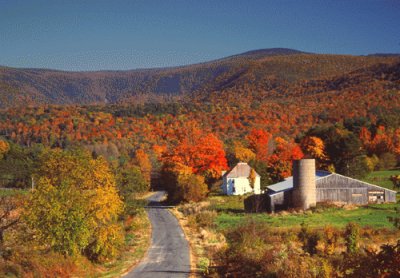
[222,176,261,195]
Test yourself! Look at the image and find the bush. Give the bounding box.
[189,210,217,230]
[123,199,147,218]
[323,226,339,255]
[340,240,400,277]
[178,201,209,216]
[214,220,333,277]
[344,222,360,254]
[161,162,208,203]
[175,173,208,203]
[298,223,321,255]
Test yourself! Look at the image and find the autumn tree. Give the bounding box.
[369,126,393,157]
[0,196,21,244]
[248,168,257,189]
[24,148,124,261]
[307,125,366,176]
[232,141,256,163]
[161,162,206,203]
[116,165,148,199]
[0,139,10,159]
[247,129,272,162]
[249,160,272,191]
[0,143,37,188]
[164,126,228,183]
[175,172,208,203]
[268,137,304,181]
[134,149,152,186]
[300,136,329,169]
[390,175,400,190]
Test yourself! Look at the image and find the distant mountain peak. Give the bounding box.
[231,48,309,59]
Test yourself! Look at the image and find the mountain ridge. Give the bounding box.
[0,48,399,108]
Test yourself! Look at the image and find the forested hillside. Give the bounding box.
[0,48,398,108]
[1,49,400,277]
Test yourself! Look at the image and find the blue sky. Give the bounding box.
[0,0,399,71]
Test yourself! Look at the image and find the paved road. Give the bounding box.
[125,191,191,278]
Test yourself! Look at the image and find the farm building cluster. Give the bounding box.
[222,160,396,213]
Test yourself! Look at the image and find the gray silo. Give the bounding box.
[292,159,316,210]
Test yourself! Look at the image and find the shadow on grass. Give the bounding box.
[214,208,245,214]
[365,204,399,211]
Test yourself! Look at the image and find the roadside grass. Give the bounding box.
[98,193,152,278]
[208,195,400,230]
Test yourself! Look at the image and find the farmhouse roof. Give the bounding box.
[224,162,260,178]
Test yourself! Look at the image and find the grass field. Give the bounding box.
[362,169,400,190]
[208,195,400,230]
[207,170,400,231]
[0,188,29,197]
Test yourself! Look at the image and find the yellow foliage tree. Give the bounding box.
[300,136,329,169]
[24,148,123,261]
[248,168,257,189]
[0,140,10,159]
[233,141,256,163]
[134,149,152,187]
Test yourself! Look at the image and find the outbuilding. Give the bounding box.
[250,159,397,213]
[221,162,261,195]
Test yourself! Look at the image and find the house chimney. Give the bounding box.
[292,159,316,210]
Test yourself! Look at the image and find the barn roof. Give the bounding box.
[267,170,331,193]
[224,162,260,178]
[267,171,397,194]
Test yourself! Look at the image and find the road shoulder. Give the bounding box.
[170,207,198,277]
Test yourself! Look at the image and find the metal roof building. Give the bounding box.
[244,159,397,213]
[265,170,397,213]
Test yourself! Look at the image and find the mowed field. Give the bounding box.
[209,170,400,230]
[363,169,400,190]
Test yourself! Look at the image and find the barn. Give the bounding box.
[221,162,261,195]
[258,159,396,213]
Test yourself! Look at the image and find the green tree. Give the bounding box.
[307,125,365,176]
[0,143,38,188]
[344,222,359,254]
[249,160,272,191]
[116,165,148,199]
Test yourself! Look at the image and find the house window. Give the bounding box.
[232,180,235,193]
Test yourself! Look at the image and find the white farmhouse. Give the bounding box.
[221,162,261,195]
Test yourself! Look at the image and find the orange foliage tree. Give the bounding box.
[268,137,304,181]
[134,149,152,186]
[247,129,272,162]
[0,140,9,159]
[164,130,228,181]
